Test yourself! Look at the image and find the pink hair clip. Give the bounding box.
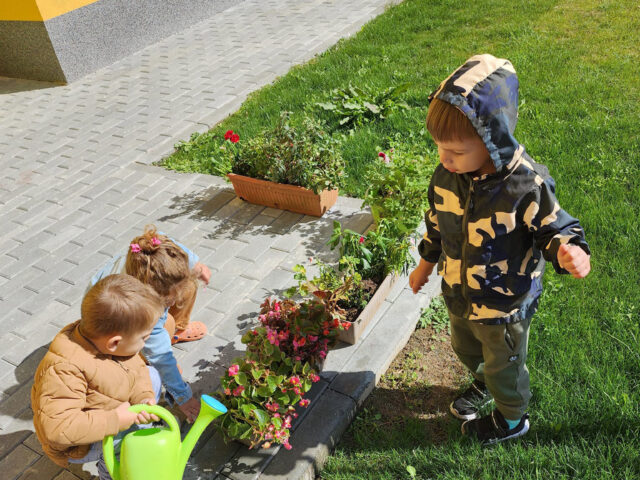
[130,243,141,253]
[151,237,161,246]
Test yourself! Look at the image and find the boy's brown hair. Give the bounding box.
[80,274,163,337]
[125,224,195,309]
[426,98,480,142]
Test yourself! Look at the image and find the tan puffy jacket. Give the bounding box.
[31,321,155,467]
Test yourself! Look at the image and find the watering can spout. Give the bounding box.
[178,395,227,473]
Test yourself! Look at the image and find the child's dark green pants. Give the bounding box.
[449,312,532,420]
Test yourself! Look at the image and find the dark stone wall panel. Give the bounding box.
[1,0,246,83]
[0,21,66,83]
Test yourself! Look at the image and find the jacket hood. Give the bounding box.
[429,54,520,172]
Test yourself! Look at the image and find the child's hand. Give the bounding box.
[557,244,591,279]
[409,260,436,294]
[178,396,201,423]
[194,262,211,285]
[135,398,160,424]
[116,402,137,431]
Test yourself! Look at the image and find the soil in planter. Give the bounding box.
[339,277,380,323]
[338,325,468,447]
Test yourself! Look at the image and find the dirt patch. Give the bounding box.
[346,325,469,445]
[341,278,379,323]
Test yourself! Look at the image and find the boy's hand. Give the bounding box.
[178,397,201,423]
[409,260,436,294]
[116,402,137,431]
[557,244,591,278]
[194,262,211,285]
[135,398,159,424]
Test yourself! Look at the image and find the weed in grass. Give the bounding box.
[417,295,449,335]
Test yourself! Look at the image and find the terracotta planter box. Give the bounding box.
[338,273,399,345]
[227,173,338,217]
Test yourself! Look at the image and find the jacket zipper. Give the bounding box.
[462,180,474,318]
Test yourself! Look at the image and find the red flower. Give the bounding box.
[359,236,365,244]
[224,130,234,140]
[230,133,240,143]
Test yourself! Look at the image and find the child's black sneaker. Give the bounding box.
[461,409,529,446]
[450,380,492,420]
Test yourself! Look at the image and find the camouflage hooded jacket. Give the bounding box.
[418,54,590,324]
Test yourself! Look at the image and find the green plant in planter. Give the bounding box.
[218,355,316,450]
[217,292,350,449]
[361,142,434,234]
[232,112,345,194]
[328,219,416,278]
[285,260,371,313]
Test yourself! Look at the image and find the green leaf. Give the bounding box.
[406,465,417,478]
[267,376,278,393]
[316,102,337,110]
[235,372,248,386]
[240,404,254,418]
[339,117,352,126]
[251,369,263,381]
[252,408,270,426]
[257,386,271,397]
[363,101,381,114]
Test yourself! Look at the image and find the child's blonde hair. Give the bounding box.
[80,274,163,337]
[125,225,195,309]
[426,98,480,142]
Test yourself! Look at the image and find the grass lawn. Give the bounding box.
[163,0,640,478]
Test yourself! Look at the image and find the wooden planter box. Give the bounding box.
[337,273,399,345]
[227,173,338,217]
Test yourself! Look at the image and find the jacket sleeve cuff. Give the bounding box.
[418,239,441,264]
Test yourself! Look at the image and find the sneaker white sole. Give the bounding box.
[449,401,480,421]
[461,418,530,446]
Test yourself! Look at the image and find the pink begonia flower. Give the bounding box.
[258,314,267,324]
[293,412,299,418]
[268,424,275,432]
[224,130,234,140]
[273,412,281,418]
[274,430,282,439]
[224,388,231,395]
[228,364,240,376]
[310,374,320,383]
[130,243,141,253]
[151,237,161,246]
[284,442,292,450]
[308,335,318,342]
[267,329,278,345]
[232,386,244,396]
[289,376,301,385]
[265,433,273,440]
[299,399,310,408]
[359,236,365,244]
[378,152,391,164]
[319,350,327,359]
[273,302,281,313]
[293,387,302,395]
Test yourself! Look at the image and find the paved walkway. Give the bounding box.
[0,1,441,479]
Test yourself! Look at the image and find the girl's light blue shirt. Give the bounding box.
[88,237,198,406]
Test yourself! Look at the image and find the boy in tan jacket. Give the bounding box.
[32,274,165,479]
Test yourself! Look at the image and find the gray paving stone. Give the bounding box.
[0,445,40,480]
[16,454,64,480]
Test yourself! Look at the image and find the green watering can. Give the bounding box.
[102,395,227,480]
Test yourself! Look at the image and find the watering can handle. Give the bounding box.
[126,403,180,434]
[102,403,180,480]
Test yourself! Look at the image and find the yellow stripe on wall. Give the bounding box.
[0,0,100,21]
